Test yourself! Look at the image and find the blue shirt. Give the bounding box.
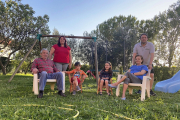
[130,65,148,80]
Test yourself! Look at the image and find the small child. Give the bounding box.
[65,62,88,95]
[99,61,113,96]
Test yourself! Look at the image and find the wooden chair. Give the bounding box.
[33,72,65,95]
[68,74,82,93]
[116,73,151,101]
[97,78,113,95]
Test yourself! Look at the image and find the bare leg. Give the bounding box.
[105,80,109,94]
[73,77,78,91]
[150,73,154,89]
[122,84,128,98]
[100,79,104,93]
[111,76,127,86]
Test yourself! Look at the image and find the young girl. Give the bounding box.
[99,61,113,96]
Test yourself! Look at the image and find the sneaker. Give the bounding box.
[76,86,81,91]
[99,92,102,95]
[58,92,66,97]
[136,90,141,94]
[37,92,43,98]
[108,93,111,96]
[108,84,117,89]
[150,90,156,96]
[72,91,76,95]
[121,97,126,100]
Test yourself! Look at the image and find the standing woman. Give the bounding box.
[49,36,72,71]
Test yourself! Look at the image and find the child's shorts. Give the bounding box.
[101,79,110,85]
[71,77,81,84]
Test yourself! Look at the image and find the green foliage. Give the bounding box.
[154,66,180,81]
[0,0,50,75]
[11,60,31,73]
[0,74,180,119]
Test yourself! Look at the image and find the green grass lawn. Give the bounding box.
[0,74,180,120]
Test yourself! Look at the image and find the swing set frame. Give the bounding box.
[8,34,99,85]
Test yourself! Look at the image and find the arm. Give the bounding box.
[49,47,55,60]
[132,53,137,65]
[148,53,154,70]
[148,43,155,70]
[66,69,74,74]
[53,63,60,72]
[132,45,137,65]
[134,70,146,76]
[68,50,72,69]
[127,69,131,72]
[79,71,88,85]
[32,68,39,74]
[31,59,38,74]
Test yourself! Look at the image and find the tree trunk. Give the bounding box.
[0,58,6,75]
[1,66,6,75]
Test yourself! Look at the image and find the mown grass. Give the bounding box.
[0,74,180,120]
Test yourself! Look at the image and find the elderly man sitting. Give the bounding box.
[31,48,66,98]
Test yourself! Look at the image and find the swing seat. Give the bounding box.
[32,72,65,95]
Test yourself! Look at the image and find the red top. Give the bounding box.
[52,44,71,63]
[31,58,59,73]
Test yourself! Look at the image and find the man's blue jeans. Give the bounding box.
[39,71,63,91]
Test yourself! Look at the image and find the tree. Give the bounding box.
[155,1,180,67]
[0,0,50,75]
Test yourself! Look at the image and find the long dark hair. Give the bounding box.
[57,36,67,48]
[102,61,112,73]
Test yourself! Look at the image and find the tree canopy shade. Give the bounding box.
[0,0,50,75]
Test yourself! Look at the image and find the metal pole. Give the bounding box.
[106,40,107,62]
[93,37,99,86]
[123,39,125,71]
[8,38,38,82]
[41,35,93,39]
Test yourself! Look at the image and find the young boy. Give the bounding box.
[65,62,88,95]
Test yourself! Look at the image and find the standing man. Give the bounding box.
[31,48,66,98]
[132,33,156,96]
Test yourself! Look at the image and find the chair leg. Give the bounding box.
[33,74,39,95]
[110,87,113,95]
[97,84,100,94]
[62,72,65,93]
[116,75,122,97]
[129,88,133,94]
[146,80,150,98]
[50,83,55,91]
[70,84,72,93]
[80,85,82,93]
[141,87,146,101]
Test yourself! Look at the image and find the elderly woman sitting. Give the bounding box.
[108,55,148,100]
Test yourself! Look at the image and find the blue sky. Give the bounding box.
[18,0,178,35]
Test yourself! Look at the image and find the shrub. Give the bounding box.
[154,66,179,81]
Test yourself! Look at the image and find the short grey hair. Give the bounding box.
[40,48,49,53]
